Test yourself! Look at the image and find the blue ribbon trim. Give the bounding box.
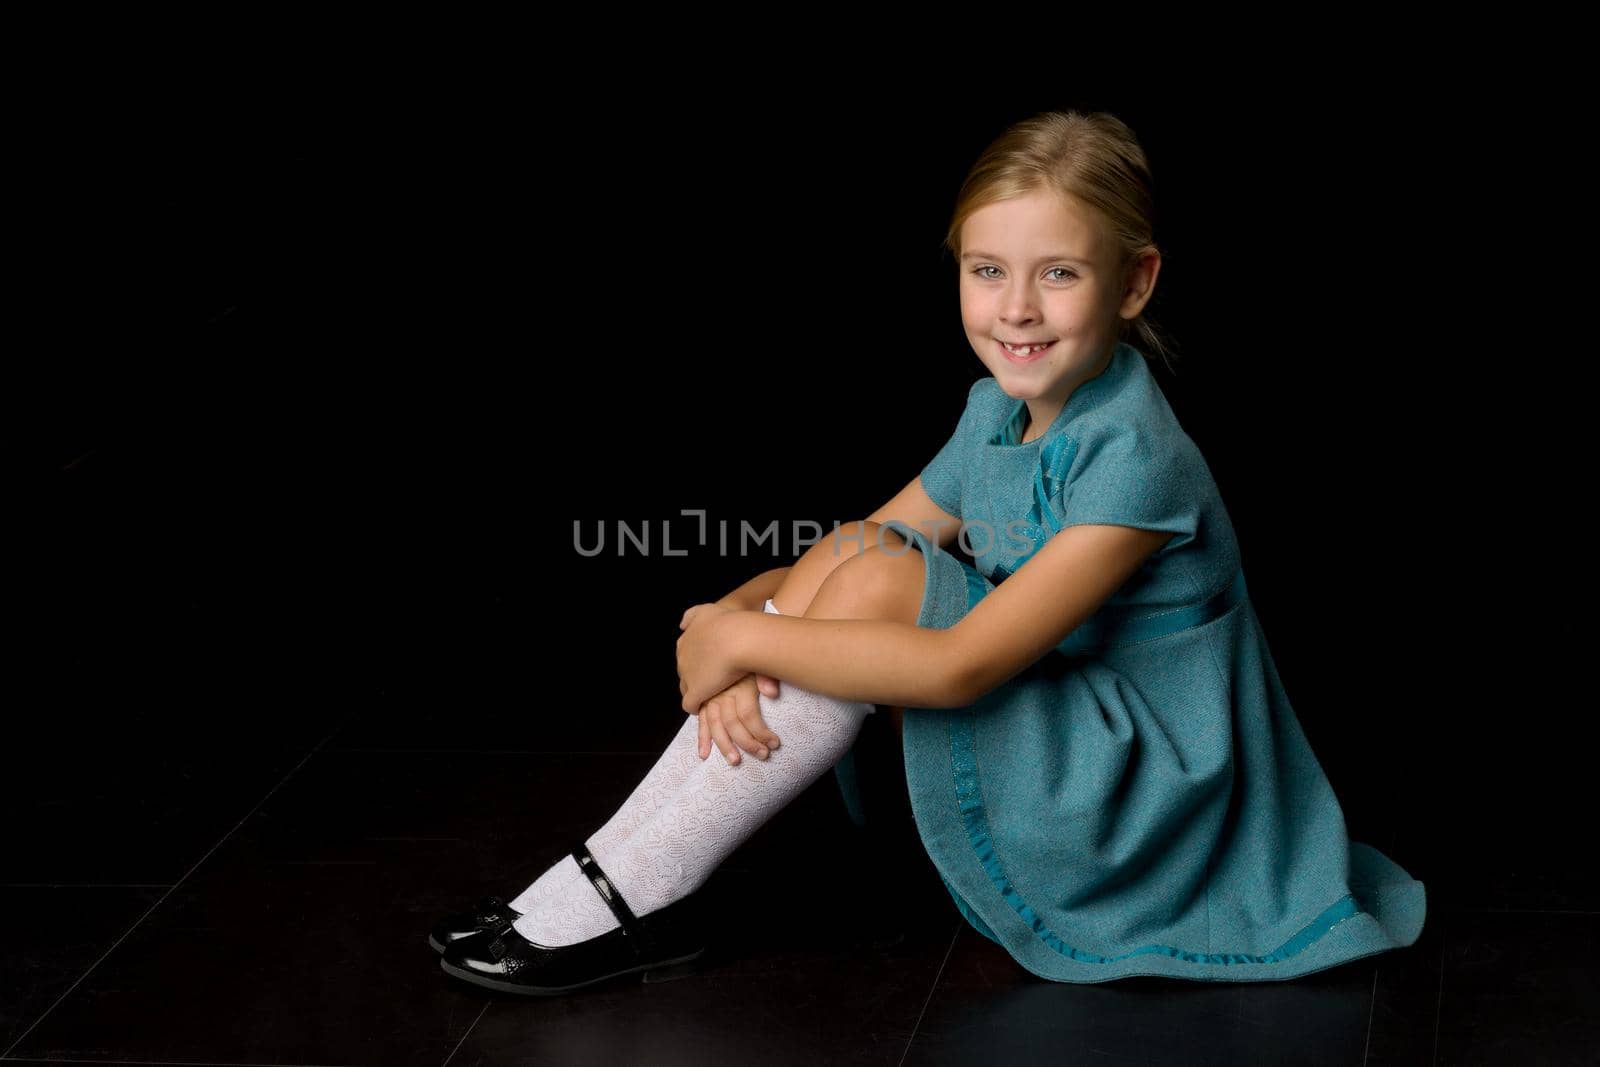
[986,431,1079,585]
[939,870,1005,946]
[975,559,1250,659]
[1055,567,1249,656]
[946,565,1365,965]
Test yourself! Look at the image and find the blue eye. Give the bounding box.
[972,266,1078,281]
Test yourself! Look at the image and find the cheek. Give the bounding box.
[960,290,993,325]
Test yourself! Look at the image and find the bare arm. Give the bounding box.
[722,613,966,709]
[715,566,793,612]
[947,524,1174,703]
[717,524,1171,712]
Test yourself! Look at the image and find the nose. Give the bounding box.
[999,281,1041,326]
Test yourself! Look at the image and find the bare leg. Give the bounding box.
[773,519,921,745]
[771,520,912,616]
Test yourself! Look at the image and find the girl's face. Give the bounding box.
[958,188,1152,417]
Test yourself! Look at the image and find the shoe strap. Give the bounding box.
[570,843,657,960]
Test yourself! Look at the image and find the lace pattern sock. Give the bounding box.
[506,712,705,914]
[514,597,873,947]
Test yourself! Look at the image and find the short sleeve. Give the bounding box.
[1055,420,1203,553]
[918,379,986,517]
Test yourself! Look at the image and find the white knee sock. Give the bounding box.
[507,704,707,914]
[512,597,873,947]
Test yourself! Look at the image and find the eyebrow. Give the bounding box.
[961,251,1091,266]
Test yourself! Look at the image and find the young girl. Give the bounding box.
[433,109,1426,992]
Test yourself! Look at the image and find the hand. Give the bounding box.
[676,602,746,714]
[694,673,784,765]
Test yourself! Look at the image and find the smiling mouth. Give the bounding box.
[1000,339,1055,359]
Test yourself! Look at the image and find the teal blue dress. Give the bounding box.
[835,341,1426,984]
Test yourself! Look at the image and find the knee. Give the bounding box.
[778,520,917,619]
[810,519,913,564]
[807,543,924,622]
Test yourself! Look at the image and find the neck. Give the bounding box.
[1020,341,1117,442]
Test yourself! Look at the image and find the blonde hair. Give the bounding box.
[944,110,1177,372]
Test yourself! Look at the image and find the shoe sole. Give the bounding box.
[438,946,708,995]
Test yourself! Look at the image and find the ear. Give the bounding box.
[1119,249,1162,321]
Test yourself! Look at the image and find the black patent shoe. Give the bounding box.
[439,843,710,995]
[427,895,520,955]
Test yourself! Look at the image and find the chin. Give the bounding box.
[993,384,1040,404]
[990,368,1047,394]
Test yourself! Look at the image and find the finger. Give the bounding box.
[708,705,741,766]
[726,700,768,759]
[703,703,723,762]
[699,705,710,759]
[756,674,779,698]
[741,703,780,752]
[736,691,779,754]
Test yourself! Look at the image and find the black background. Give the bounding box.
[31,75,1584,911]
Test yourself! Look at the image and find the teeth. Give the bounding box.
[1003,341,1051,356]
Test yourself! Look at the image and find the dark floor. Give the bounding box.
[3,687,1596,1067]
